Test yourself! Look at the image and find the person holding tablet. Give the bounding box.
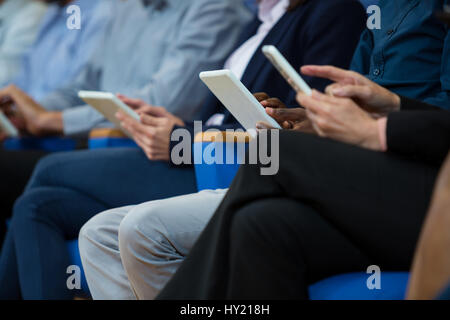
[79,3,450,300]
[0,0,112,246]
[17,0,369,300]
[0,0,112,142]
[156,66,450,299]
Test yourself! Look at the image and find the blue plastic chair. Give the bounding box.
[308,272,409,300]
[193,134,409,300]
[88,136,137,149]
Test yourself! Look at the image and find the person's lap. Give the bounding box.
[0,149,48,244]
[80,189,227,299]
[243,130,439,267]
[225,198,371,299]
[79,205,137,300]
[0,147,198,299]
[25,147,198,206]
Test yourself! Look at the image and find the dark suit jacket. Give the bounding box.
[387,97,450,165]
[178,0,366,136]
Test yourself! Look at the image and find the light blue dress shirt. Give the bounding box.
[41,0,252,136]
[0,0,47,86]
[14,0,111,102]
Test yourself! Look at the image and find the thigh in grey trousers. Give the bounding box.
[79,189,227,300]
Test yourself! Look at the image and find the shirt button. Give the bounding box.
[387,29,394,35]
[373,69,380,76]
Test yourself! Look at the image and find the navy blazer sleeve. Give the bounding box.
[387,96,450,165]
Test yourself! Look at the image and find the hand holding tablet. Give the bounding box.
[200,70,282,131]
[199,46,311,132]
[262,45,312,96]
[78,91,140,137]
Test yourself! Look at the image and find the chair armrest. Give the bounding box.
[194,131,253,143]
[88,128,137,149]
[89,128,128,139]
[193,131,252,191]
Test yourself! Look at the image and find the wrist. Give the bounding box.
[35,112,64,135]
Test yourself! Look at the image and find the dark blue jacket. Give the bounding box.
[351,0,450,109]
[179,0,366,137]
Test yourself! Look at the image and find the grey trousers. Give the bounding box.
[78,189,227,300]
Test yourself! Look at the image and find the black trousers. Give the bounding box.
[0,149,48,243]
[158,131,440,299]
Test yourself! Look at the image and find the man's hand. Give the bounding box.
[0,85,63,136]
[297,90,383,151]
[301,65,401,115]
[0,131,7,143]
[258,107,315,133]
[116,95,184,161]
[253,92,313,133]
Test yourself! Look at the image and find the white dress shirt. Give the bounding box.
[224,0,289,80]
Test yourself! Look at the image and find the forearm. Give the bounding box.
[36,112,64,135]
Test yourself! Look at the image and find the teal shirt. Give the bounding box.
[351,0,450,109]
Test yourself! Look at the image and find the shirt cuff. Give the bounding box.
[377,117,388,152]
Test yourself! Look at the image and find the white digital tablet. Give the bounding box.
[78,91,140,137]
[262,45,312,96]
[199,70,282,131]
[0,111,19,137]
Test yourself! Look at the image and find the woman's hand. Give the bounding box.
[116,95,184,161]
[301,65,401,115]
[297,90,383,151]
[0,85,63,135]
